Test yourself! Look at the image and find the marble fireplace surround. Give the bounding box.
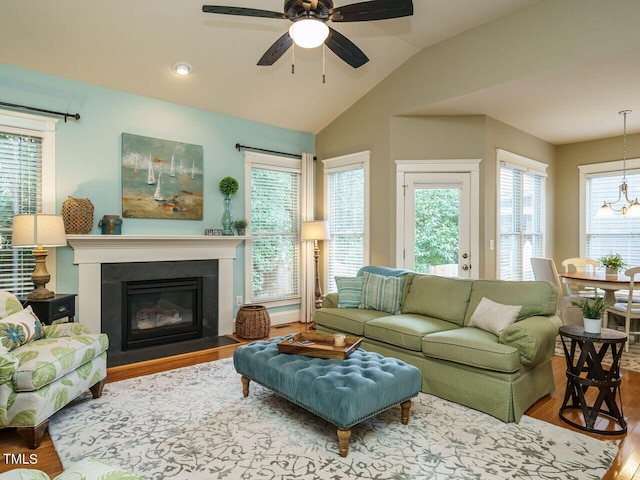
[66,235,244,336]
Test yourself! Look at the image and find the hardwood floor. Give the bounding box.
[1,321,639,479]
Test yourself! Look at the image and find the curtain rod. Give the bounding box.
[235,143,316,160]
[0,101,80,123]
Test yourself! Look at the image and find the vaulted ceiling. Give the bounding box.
[2,0,639,145]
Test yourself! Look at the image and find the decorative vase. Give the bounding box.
[583,317,602,334]
[606,267,618,276]
[221,194,234,235]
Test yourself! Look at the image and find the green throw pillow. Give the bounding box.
[0,291,23,319]
[335,276,363,308]
[359,271,404,315]
[0,306,43,351]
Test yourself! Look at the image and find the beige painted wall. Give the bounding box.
[554,132,640,266]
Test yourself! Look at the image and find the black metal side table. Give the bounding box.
[559,324,627,435]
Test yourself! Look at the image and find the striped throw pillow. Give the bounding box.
[335,277,364,308]
[359,272,405,315]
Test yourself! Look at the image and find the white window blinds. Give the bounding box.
[250,165,300,302]
[497,150,546,281]
[0,131,42,295]
[323,151,369,293]
[585,171,640,266]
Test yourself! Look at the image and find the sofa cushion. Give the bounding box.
[468,297,522,335]
[335,276,364,308]
[422,328,521,373]
[360,272,404,315]
[0,307,43,351]
[11,333,109,392]
[365,314,458,351]
[315,307,390,336]
[402,275,473,326]
[463,280,557,326]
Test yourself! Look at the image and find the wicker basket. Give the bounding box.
[62,196,94,234]
[235,305,271,339]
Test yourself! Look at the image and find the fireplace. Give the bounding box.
[101,259,220,364]
[124,277,203,350]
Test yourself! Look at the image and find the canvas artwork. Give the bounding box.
[122,133,203,220]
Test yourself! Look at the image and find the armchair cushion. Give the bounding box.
[0,291,24,319]
[0,307,43,351]
[11,333,108,391]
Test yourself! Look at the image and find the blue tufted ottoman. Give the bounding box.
[233,336,422,457]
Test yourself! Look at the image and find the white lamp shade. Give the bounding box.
[628,202,640,218]
[289,19,329,49]
[301,220,330,241]
[12,214,67,248]
[595,204,615,219]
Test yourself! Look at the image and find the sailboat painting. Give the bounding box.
[122,133,203,220]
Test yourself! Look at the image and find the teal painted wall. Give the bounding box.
[0,64,315,311]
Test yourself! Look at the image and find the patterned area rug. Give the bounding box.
[555,335,640,372]
[49,358,617,480]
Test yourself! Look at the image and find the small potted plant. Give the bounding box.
[219,176,239,235]
[571,297,611,334]
[600,253,626,276]
[233,218,248,236]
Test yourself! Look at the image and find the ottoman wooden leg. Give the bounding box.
[400,400,412,425]
[337,428,351,457]
[241,376,250,397]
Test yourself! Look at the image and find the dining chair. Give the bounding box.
[561,257,601,297]
[531,258,583,326]
[604,266,640,352]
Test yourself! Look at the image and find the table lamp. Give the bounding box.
[12,214,67,299]
[301,220,330,309]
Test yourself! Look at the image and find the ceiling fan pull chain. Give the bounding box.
[322,44,326,84]
[291,43,295,74]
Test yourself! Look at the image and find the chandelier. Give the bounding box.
[596,110,640,218]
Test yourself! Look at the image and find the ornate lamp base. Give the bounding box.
[28,249,55,299]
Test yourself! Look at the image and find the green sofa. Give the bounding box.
[315,266,562,422]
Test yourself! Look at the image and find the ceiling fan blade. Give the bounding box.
[325,27,368,68]
[257,32,293,66]
[329,0,413,22]
[202,5,288,20]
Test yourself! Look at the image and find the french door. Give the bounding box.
[396,161,480,278]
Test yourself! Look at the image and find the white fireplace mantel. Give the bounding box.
[67,235,246,335]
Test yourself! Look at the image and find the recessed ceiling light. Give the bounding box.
[172,62,192,76]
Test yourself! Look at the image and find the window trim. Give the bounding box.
[244,151,302,307]
[0,109,58,292]
[578,157,640,256]
[495,149,548,281]
[322,151,370,293]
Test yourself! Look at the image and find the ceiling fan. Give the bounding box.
[202,0,414,69]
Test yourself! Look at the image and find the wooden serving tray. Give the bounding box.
[277,332,363,359]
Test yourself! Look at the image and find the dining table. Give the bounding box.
[558,271,631,305]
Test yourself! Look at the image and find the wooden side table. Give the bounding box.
[559,325,627,435]
[21,293,77,325]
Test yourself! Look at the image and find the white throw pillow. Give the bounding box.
[468,297,522,335]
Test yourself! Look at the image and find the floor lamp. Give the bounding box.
[12,214,67,299]
[301,220,330,311]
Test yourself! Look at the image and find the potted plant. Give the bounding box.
[600,253,626,276]
[219,176,239,235]
[571,297,612,334]
[233,218,248,236]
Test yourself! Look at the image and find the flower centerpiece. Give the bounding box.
[219,176,239,235]
[571,297,612,334]
[599,253,626,276]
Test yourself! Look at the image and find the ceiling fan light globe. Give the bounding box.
[627,202,640,218]
[289,19,329,49]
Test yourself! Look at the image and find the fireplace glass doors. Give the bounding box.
[124,277,202,350]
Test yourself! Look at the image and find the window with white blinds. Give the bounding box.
[323,151,370,293]
[249,162,301,303]
[0,111,56,296]
[0,129,43,295]
[497,150,547,281]
[584,170,640,267]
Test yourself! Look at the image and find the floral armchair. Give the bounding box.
[0,291,108,448]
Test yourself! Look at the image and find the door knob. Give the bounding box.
[461,264,469,271]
